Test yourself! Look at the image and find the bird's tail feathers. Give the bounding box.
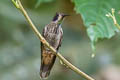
[40,65,51,79]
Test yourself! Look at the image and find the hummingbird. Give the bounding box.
[40,13,69,79]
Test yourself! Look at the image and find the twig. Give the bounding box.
[11,0,95,80]
[106,8,120,30]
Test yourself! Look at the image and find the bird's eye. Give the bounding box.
[53,13,59,21]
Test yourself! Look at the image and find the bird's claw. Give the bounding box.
[60,60,69,68]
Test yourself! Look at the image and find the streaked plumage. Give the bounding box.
[40,13,68,79]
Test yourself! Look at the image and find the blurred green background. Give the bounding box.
[0,0,120,80]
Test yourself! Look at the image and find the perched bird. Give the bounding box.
[40,13,69,79]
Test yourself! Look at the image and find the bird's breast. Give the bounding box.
[45,27,62,49]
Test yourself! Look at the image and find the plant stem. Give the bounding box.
[106,8,120,30]
[12,0,95,80]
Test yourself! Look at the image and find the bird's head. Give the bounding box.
[52,12,69,23]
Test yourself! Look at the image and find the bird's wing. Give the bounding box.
[40,27,45,59]
[56,27,63,50]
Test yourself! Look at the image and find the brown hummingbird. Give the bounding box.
[40,13,69,79]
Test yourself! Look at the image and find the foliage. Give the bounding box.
[72,0,120,53]
[35,0,55,8]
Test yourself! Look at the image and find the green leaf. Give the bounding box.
[72,0,120,54]
[35,0,55,8]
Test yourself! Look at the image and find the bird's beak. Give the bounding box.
[63,14,70,17]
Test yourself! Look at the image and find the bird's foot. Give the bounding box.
[59,60,69,68]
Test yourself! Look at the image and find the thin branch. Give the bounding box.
[12,0,95,80]
[106,8,120,30]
